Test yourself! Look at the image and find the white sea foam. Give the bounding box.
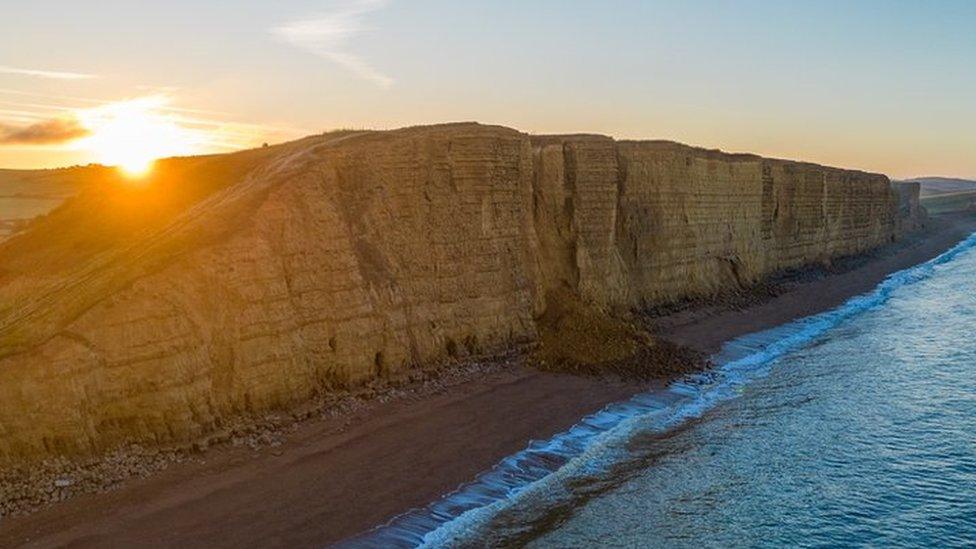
[340,232,976,548]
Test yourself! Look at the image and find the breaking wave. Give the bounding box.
[339,232,976,548]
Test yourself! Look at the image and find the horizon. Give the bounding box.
[2,0,975,180]
[1,122,974,182]
[4,3,976,545]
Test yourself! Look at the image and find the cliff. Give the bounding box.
[0,123,918,463]
[891,181,928,232]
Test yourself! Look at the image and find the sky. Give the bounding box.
[1,0,974,179]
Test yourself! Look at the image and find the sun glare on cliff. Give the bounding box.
[76,96,205,178]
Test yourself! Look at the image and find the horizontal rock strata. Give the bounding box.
[0,123,919,462]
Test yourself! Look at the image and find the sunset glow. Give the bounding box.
[1,1,975,178]
[75,97,204,177]
[2,3,976,545]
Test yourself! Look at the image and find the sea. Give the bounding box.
[344,231,976,548]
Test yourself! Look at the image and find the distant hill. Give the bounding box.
[0,165,112,239]
[904,177,976,197]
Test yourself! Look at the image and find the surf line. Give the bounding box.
[339,231,976,548]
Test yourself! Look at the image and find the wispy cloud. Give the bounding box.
[0,65,95,80]
[0,117,90,145]
[272,0,393,88]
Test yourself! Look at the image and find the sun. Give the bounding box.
[76,96,203,178]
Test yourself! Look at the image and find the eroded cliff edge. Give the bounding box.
[0,123,919,462]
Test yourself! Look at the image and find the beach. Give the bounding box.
[1,213,974,548]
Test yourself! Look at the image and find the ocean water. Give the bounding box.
[344,232,976,548]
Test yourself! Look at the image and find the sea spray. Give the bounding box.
[339,231,976,548]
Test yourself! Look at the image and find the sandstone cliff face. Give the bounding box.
[892,181,927,233]
[0,124,915,462]
[533,137,898,308]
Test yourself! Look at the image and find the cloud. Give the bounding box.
[0,117,90,145]
[272,0,393,88]
[0,65,95,80]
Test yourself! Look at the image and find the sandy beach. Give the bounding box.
[1,214,974,548]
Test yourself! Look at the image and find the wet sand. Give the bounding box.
[1,214,974,548]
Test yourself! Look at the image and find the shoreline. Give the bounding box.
[2,213,975,548]
[657,213,976,353]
